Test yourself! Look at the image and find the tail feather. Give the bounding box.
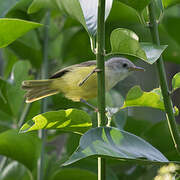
[22,80,59,103]
[22,80,52,88]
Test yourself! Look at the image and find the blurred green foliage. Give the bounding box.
[0,0,180,179]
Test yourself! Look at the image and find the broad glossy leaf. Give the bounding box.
[107,1,139,24]
[56,0,113,36]
[143,121,180,161]
[140,43,168,64]
[110,28,167,64]
[5,0,45,22]
[20,109,92,134]
[172,72,180,92]
[162,0,180,8]
[116,0,151,13]
[0,130,41,171]
[63,127,168,166]
[110,28,146,60]
[121,86,179,116]
[28,0,57,14]
[51,168,97,180]
[0,18,42,48]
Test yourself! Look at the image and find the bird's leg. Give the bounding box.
[80,98,98,112]
[79,68,101,87]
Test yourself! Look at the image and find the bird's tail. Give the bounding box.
[22,79,59,103]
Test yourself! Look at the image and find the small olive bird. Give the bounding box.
[22,57,144,103]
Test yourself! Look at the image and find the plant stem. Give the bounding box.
[96,0,106,179]
[38,11,50,180]
[18,103,31,127]
[148,1,180,153]
[97,0,106,126]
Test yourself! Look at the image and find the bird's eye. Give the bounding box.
[122,63,128,68]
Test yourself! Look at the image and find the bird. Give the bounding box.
[22,57,144,103]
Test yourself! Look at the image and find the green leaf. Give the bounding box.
[121,86,179,116]
[1,48,18,79]
[0,130,41,171]
[116,0,151,13]
[160,8,180,65]
[110,28,167,64]
[28,0,57,14]
[0,18,42,48]
[6,61,32,118]
[0,161,31,180]
[172,72,180,92]
[162,0,180,8]
[114,109,128,130]
[51,168,97,180]
[124,117,153,137]
[0,79,13,120]
[65,133,81,156]
[143,121,180,161]
[110,28,147,60]
[63,127,168,166]
[140,43,168,64]
[12,61,32,88]
[20,109,92,134]
[8,31,42,68]
[5,0,45,22]
[0,61,32,124]
[56,0,113,36]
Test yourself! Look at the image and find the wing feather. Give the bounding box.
[49,60,96,79]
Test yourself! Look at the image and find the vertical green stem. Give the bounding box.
[96,0,106,179]
[148,1,180,153]
[18,103,31,127]
[38,11,50,180]
[97,0,106,126]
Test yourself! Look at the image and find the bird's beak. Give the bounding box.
[129,66,145,72]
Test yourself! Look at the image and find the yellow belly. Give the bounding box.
[51,66,98,101]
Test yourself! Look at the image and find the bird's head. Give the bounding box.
[106,57,145,74]
[105,57,145,89]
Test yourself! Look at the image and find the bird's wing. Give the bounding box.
[49,60,96,79]
[77,60,96,67]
